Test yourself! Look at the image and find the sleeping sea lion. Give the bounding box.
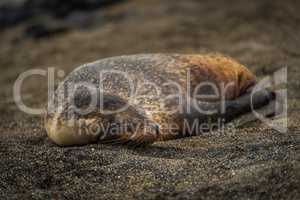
[45,54,275,146]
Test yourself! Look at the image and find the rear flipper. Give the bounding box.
[222,88,276,122]
[228,99,276,128]
[180,88,277,136]
[228,89,286,129]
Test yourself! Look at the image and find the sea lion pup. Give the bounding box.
[45,54,275,146]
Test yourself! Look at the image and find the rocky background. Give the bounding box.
[0,0,300,199]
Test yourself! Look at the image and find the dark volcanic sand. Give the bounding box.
[0,0,300,199]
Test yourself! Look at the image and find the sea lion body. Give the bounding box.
[45,54,273,146]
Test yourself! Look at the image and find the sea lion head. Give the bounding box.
[45,86,159,146]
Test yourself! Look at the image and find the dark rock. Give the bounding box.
[0,0,125,29]
[64,11,95,29]
[0,6,32,29]
[24,23,68,39]
[24,0,126,18]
